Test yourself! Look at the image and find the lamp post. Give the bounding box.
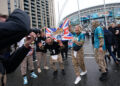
[57,0,69,27]
[77,0,82,25]
[103,0,108,29]
[57,0,60,26]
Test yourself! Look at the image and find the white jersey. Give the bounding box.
[18,38,25,47]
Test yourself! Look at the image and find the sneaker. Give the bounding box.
[117,58,120,61]
[44,66,49,70]
[99,72,108,81]
[80,70,87,76]
[30,72,38,78]
[61,69,66,75]
[23,76,28,85]
[99,68,108,72]
[33,59,38,62]
[38,68,41,73]
[53,70,58,76]
[74,76,81,85]
[115,61,119,65]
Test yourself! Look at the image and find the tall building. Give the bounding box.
[0,0,8,15]
[7,0,20,14]
[0,0,56,28]
[21,0,56,28]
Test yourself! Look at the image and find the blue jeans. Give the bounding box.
[106,45,117,62]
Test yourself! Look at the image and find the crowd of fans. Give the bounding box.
[1,9,120,86]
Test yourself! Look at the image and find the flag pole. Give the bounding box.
[77,0,82,26]
[58,0,60,27]
[59,0,69,21]
[103,0,108,29]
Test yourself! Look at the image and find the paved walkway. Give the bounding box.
[7,37,120,86]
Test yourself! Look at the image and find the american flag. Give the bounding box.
[46,18,73,41]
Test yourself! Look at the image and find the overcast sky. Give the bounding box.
[54,0,120,26]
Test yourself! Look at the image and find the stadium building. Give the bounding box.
[63,3,120,29]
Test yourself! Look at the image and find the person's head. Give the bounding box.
[111,23,116,28]
[46,37,53,45]
[117,24,120,28]
[74,25,82,34]
[0,14,8,22]
[92,21,100,29]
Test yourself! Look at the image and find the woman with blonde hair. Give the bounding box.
[69,24,87,85]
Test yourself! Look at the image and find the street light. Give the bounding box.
[57,0,69,27]
[57,0,60,26]
[103,0,108,29]
[77,0,82,26]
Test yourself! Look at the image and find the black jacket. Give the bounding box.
[61,41,68,52]
[0,46,30,74]
[104,28,114,46]
[108,27,117,45]
[45,41,61,55]
[115,27,120,43]
[0,9,30,50]
[36,37,47,53]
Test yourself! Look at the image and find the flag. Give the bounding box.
[45,28,58,40]
[61,18,73,40]
[45,18,73,41]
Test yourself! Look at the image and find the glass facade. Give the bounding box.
[114,8,120,18]
[69,8,120,26]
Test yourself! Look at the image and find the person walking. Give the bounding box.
[20,39,38,85]
[36,31,49,73]
[104,27,119,64]
[39,37,65,77]
[92,21,108,81]
[69,24,87,85]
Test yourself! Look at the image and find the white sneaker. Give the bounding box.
[74,76,81,85]
[44,66,49,70]
[38,68,41,73]
[80,70,87,76]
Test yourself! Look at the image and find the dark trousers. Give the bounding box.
[106,45,117,62]
[113,46,117,57]
[61,50,68,60]
[117,45,120,59]
[33,49,36,61]
[113,41,120,59]
[0,62,6,86]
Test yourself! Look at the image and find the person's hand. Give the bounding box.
[72,39,74,42]
[69,21,71,26]
[42,27,46,31]
[59,42,63,47]
[115,30,119,35]
[43,32,46,37]
[24,32,36,48]
[28,50,33,56]
[38,42,43,47]
[72,39,76,43]
[57,40,63,47]
[99,47,103,53]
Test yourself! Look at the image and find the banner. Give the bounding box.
[46,18,73,41]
